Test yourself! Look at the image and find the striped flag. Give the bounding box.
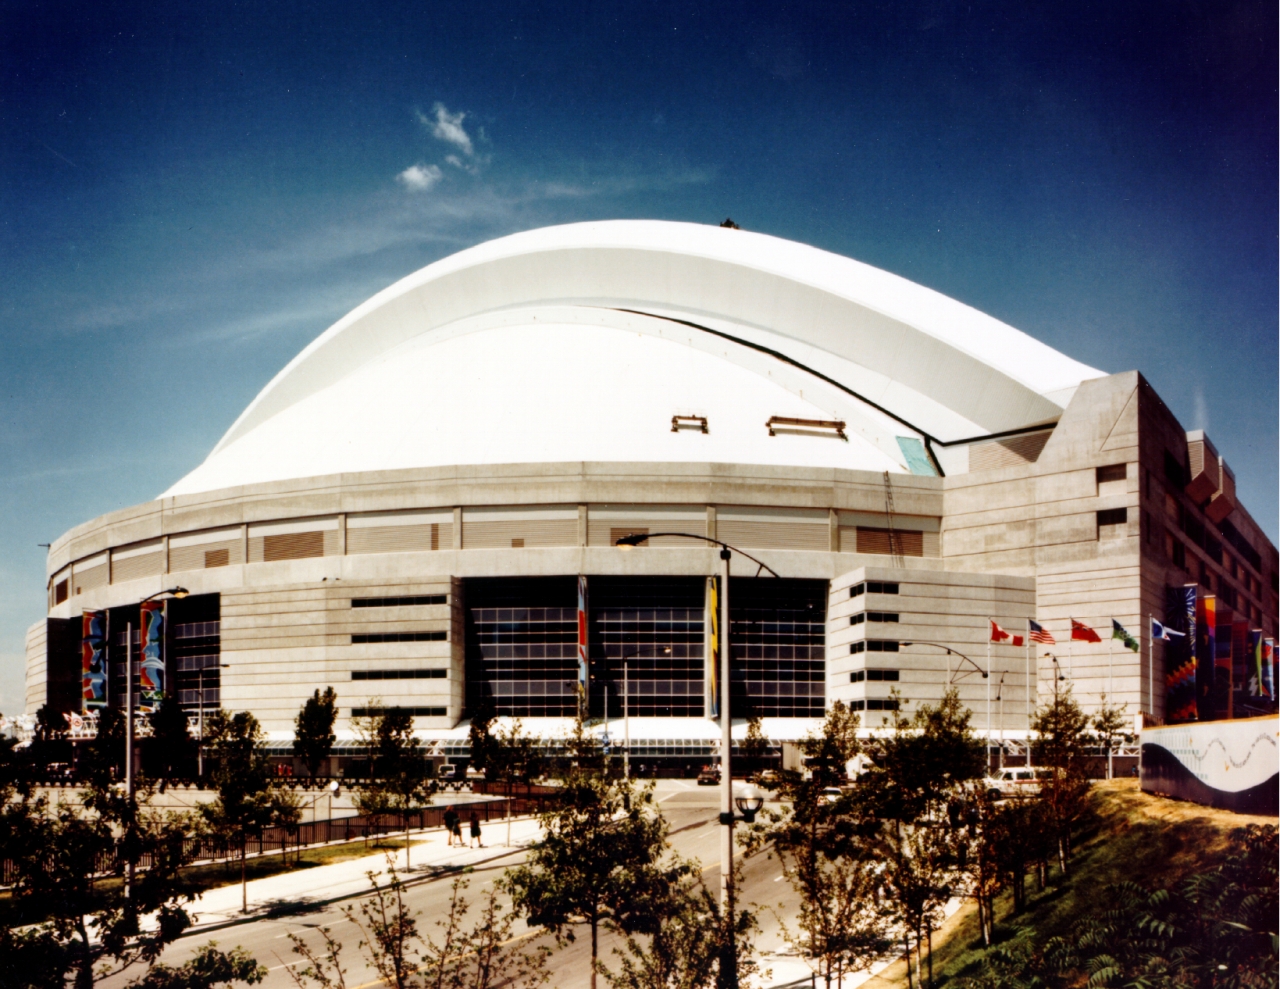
[1028,620,1056,645]
[576,575,589,690]
[990,620,1024,647]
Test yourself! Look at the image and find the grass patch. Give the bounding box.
[865,780,1276,988]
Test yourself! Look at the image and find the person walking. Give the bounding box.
[443,805,459,846]
[469,810,482,848]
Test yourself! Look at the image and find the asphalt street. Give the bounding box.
[97,782,801,989]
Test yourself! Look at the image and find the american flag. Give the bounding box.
[1028,620,1055,645]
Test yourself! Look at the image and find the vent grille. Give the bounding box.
[853,527,924,557]
[72,560,108,594]
[463,507,577,549]
[170,540,243,572]
[111,545,164,583]
[716,506,829,551]
[262,530,326,561]
[348,510,453,554]
[968,430,1052,471]
[588,505,705,547]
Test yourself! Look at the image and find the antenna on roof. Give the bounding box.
[719,218,740,229]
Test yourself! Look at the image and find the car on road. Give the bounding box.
[696,765,721,786]
[752,769,782,787]
[984,766,1050,800]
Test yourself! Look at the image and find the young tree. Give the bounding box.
[293,687,338,778]
[124,943,266,989]
[466,693,499,780]
[354,705,428,871]
[1091,695,1128,780]
[1030,685,1093,873]
[144,697,195,785]
[488,718,543,845]
[200,710,297,913]
[740,716,770,778]
[505,774,687,989]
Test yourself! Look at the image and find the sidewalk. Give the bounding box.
[185,817,544,934]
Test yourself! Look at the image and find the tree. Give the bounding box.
[125,943,266,989]
[1030,686,1093,873]
[488,718,544,845]
[78,706,125,787]
[144,697,195,785]
[200,710,297,913]
[1091,695,1128,781]
[29,705,68,776]
[354,705,429,871]
[293,688,338,778]
[287,865,549,989]
[739,716,770,777]
[505,774,687,989]
[466,693,499,780]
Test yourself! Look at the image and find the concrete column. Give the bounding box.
[161,535,170,574]
[829,508,840,552]
[337,514,347,555]
[578,504,589,547]
[240,524,249,565]
[453,507,463,549]
[706,505,717,541]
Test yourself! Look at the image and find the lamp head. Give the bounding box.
[615,533,648,549]
[167,587,189,599]
[735,786,765,822]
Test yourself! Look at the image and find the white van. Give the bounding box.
[984,766,1050,800]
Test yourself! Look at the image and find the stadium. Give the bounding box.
[25,220,1279,775]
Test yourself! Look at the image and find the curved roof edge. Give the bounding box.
[209,220,1104,459]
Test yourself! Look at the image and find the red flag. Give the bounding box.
[1071,619,1101,643]
[1011,634,1025,647]
[990,620,1011,643]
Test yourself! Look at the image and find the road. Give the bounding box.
[99,782,801,989]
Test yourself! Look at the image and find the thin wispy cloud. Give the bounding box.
[397,163,443,191]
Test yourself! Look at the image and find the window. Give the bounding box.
[1171,536,1186,569]
[866,699,899,711]
[351,706,446,717]
[868,612,898,623]
[353,595,447,608]
[1096,464,1127,484]
[851,669,899,682]
[851,640,899,654]
[850,613,865,626]
[55,579,68,605]
[849,581,899,598]
[1097,508,1127,528]
[352,669,447,680]
[1164,451,1187,487]
[351,631,447,643]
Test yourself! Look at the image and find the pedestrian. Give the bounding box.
[443,805,459,846]
[469,810,482,848]
[452,813,464,846]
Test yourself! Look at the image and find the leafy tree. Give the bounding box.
[505,774,687,989]
[287,866,549,989]
[1030,686,1093,873]
[293,687,337,778]
[602,863,762,989]
[200,710,297,913]
[354,705,428,871]
[488,718,543,845]
[29,705,69,776]
[739,716,770,777]
[124,943,266,989]
[78,707,125,787]
[1091,695,1129,780]
[144,697,195,785]
[466,693,499,780]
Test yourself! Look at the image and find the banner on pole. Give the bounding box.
[707,576,720,718]
[1164,585,1197,722]
[139,600,165,712]
[81,610,107,710]
[576,575,588,692]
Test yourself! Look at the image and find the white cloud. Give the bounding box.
[419,102,474,156]
[397,163,443,191]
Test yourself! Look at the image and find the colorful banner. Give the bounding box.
[707,576,720,718]
[80,610,107,710]
[1165,585,1197,722]
[139,600,165,712]
[576,575,588,692]
[1264,639,1276,701]
[1247,630,1263,698]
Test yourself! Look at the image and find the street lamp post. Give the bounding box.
[616,645,671,779]
[615,532,777,988]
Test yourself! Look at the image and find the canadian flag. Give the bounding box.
[989,620,1024,647]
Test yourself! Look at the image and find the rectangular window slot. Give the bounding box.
[1096,464,1127,484]
[671,414,709,433]
[351,631,447,643]
[352,595,448,608]
[853,612,898,624]
[850,581,899,597]
[352,669,447,680]
[351,706,446,717]
[846,699,899,712]
[850,640,899,654]
[849,669,899,683]
[1097,508,1128,527]
[766,416,847,439]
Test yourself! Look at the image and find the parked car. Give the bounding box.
[752,769,782,787]
[696,765,721,786]
[984,766,1050,800]
[437,764,464,782]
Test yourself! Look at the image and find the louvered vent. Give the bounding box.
[348,510,453,555]
[716,506,829,551]
[72,553,108,594]
[838,511,940,557]
[248,518,338,562]
[463,506,577,549]
[169,527,244,572]
[588,505,706,547]
[968,430,1053,471]
[111,541,164,583]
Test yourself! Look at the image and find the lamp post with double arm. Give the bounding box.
[614,532,776,988]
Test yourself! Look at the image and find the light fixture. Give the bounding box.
[735,786,765,823]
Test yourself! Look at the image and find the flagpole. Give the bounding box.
[1108,621,1114,702]
[1148,614,1154,723]
[986,630,992,773]
[1025,621,1032,768]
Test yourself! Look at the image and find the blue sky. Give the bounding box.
[1,1,1276,713]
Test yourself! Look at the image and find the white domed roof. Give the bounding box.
[165,220,1103,497]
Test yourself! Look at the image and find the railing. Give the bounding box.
[0,793,558,888]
